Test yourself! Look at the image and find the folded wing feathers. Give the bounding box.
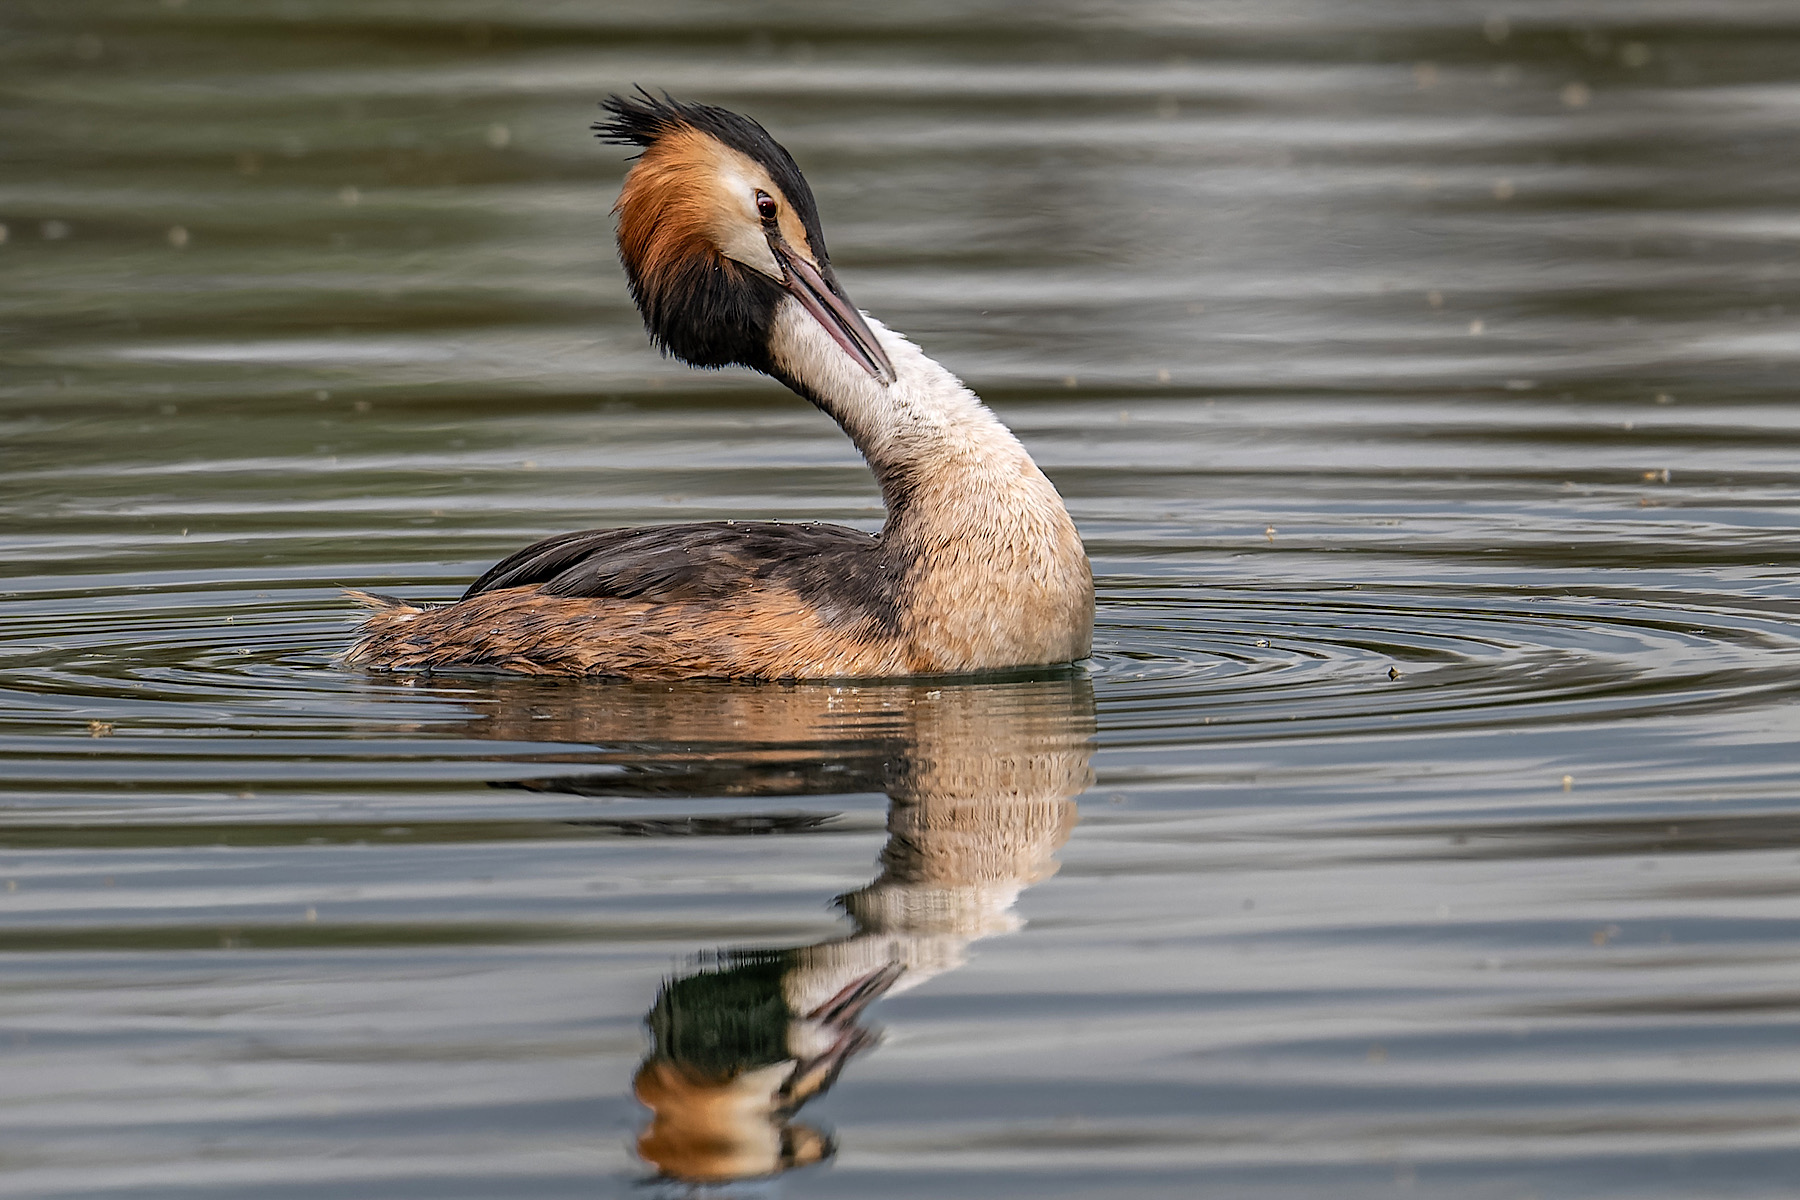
[463,521,877,604]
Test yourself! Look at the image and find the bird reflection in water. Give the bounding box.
[476,673,1094,1188]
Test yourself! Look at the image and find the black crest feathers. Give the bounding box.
[592,87,688,150]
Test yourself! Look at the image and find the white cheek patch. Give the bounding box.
[710,165,782,279]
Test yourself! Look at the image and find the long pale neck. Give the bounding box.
[766,299,1061,536]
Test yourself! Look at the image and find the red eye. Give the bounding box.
[755,190,778,220]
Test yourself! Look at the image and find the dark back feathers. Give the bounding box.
[463,520,904,632]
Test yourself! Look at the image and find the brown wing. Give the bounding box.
[463,521,899,623]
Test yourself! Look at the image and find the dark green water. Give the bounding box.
[4,2,1800,1196]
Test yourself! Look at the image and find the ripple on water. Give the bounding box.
[1090,581,1800,741]
[5,572,1799,777]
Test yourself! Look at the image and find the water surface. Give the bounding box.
[4,1,1800,1196]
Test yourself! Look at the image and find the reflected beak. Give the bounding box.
[784,1023,878,1107]
[769,237,895,385]
[804,961,905,1026]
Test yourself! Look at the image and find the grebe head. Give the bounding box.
[594,90,895,385]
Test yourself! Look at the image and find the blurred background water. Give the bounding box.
[4,1,1800,1196]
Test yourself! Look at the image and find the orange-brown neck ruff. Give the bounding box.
[615,126,720,301]
[614,124,824,372]
[614,128,769,369]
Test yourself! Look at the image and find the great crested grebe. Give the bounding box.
[346,92,1092,679]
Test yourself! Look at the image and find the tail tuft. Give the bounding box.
[340,589,429,667]
[342,588,417,612]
